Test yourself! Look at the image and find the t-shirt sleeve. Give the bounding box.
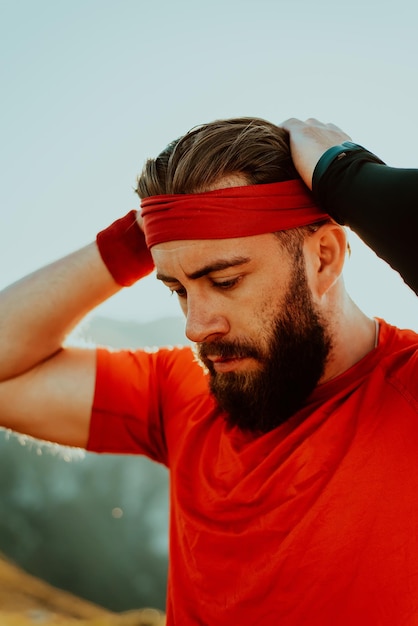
[87,345,205,466]
[312,147,418,294]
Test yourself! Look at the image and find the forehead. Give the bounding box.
[151,233,285,275]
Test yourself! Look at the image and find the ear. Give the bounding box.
[304,223,347,298]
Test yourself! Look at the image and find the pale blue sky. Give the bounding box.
[1,0,417,330]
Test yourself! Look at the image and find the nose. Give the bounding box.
[185,296,230,343]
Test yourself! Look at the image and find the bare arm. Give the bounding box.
[0,242,122,447]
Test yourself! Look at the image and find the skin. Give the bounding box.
[0,243,119,447]
[161,236,333,432]
[151,169,375,398]
[280,118,352,189]
[154,235,293,365]
[152,227,377,387]
[0,167,376,447]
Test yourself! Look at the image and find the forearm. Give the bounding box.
[0,211,154,446]
[313,152,418,294]
[282,118,418,293]
[0,209,154,383]
[0,242,121,381]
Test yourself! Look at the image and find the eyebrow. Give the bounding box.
[156,256,251,283]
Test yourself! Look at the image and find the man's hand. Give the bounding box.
[281,118,352,189]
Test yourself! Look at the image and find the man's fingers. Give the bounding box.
[279,118,352,189]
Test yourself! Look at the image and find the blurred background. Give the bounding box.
[1,0,417,612]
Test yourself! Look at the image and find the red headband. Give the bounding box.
[141,180,329,248]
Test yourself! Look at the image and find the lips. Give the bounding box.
[206,355,251,373]
[198,341,263,373]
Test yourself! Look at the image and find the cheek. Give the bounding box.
[256,285,284,321]
[240,293,280,345]
[234,278,282,325]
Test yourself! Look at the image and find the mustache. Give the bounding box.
[198,339,264,362]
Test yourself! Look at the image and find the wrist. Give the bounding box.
[313,142,367,186]
[96,211,154,286]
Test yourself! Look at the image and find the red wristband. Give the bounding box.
[96,211,154,286]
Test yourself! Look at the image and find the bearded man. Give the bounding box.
[0,117,416,626]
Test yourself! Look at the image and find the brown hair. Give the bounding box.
[136,117,330,251]
[136,117,299,198]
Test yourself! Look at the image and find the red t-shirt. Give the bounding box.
[88,320,418,625]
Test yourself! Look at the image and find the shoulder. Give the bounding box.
[96,344,207,393]
[377,320,418,406]
[378,319,418,357]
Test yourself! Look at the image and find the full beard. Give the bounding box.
[197,260,332,433]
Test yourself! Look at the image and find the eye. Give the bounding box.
[211,276,241,290]
[170,286,187,298]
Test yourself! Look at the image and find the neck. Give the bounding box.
[320,294,378,384]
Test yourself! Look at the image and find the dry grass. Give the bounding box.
[0,610,166,625]
[0,554,165,625]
